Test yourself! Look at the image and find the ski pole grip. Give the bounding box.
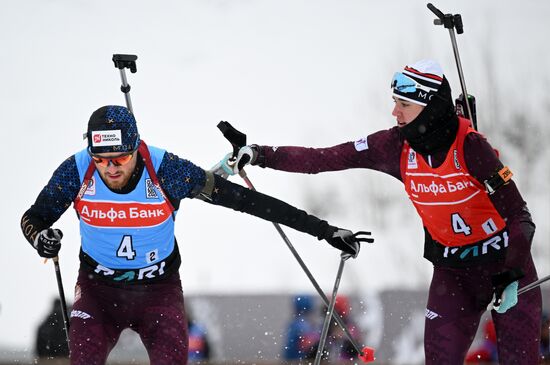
[454,14,464,34]
[427,3,463,33]
[217,121,247,158]
[427,3,445,20]
[112,54,138,73]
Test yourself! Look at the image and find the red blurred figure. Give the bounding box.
[321,295,362,362]
[465,319,498,364]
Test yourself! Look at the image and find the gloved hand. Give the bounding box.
[209,146,259,178]
[491,269,524,314]
[234,145,258,172]
[324,229,373,258]
[493,281,519,314]
[209,153,234,179]
[33,228,63,258]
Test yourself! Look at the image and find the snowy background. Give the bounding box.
[1,0,549,359]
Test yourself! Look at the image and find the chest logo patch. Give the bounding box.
[407,150,418,169]
[453,149,461,170]
[145,179,158,199]
[85,176,96,196]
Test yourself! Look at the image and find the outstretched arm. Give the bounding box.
[157,151,372,256]
[200,173,371,256]
[212,127,404,179]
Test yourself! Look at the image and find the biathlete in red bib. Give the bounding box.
[218,59,542,364]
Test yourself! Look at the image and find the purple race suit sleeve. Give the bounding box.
[259,127,404,180]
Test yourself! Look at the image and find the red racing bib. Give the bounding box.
[400,118,506,248]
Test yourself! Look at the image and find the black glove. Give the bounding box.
[33,228,63,258]
[249,144,266,167]
[324,228,373,258]
[235,145,260,171]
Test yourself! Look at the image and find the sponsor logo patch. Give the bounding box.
[443,230,509,260]
[354,138,368,151]
[145,179,158,199]
[76,200,172,227]
[94,261,167,282]
[453,149,461,170]
[407,150,418,169]
[84,176,96,196]
[91,129,122,147]
[425,308,441,320]
[498,166,513,182]
[409,178,475,197]
[71,309,92,320]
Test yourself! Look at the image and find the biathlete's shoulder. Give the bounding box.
[463,130,497,156]
[55,154,80,176]
[355,126,403,152]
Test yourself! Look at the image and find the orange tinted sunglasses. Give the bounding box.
[91,152,134,167]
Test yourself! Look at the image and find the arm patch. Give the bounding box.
[485,166,513,194]
[354,138,369,151]
[198,170,215,201]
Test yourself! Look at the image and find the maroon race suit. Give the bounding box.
[254,125,542,364]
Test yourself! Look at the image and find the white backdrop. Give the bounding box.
[1,0,549,355]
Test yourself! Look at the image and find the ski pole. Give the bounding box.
[52,256,70,345]
[313,254,349,365]
[112,54,138,114]
[235,163,372,361]
[216,121,375,363]
[427,3,477,130]
[518,274,550,296]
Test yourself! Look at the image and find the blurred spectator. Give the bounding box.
[541,312,550,364]
[322,295,361,362]
[187,311,211,362]
[465,319,498,364]
[283,294,319,361]
[35,298,70,360]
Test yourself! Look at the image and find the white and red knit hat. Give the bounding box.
[392,59,444,106]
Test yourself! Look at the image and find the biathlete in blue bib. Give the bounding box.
[21,105,372,365]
